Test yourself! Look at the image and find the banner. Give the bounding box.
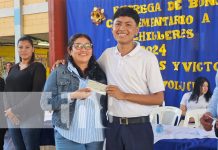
[66,0,218,107]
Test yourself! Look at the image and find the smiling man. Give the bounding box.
[98,7,165,150]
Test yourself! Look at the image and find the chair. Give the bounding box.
[183,109,207,128]
[150,106,182,126]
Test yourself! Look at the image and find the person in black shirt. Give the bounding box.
[0,77,6,150]
[4,35,46,150]
[0,77,5,91]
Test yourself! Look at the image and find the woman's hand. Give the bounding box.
[216,120,218,129]
[70,88,92,100]
[5,108,20,125]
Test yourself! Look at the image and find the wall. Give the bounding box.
[0,0,48,36]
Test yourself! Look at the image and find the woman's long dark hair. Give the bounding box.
[189,77,212,103]
[67,33,97,78]
[17,35,35,64]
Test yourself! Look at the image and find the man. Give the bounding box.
[200,71,218,137]
[98,7,165,150]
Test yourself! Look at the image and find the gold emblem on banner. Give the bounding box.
[91,7,106,25]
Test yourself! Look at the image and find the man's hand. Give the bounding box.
[70,88,92,100]
[216,120,218,129]
[51,59,66,71]
[5,108,20,125]
[200,112,213,131]
[106,85,125,100]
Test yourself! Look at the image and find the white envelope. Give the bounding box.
[87,80,107,95]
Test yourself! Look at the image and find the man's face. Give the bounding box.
[112,16,139,45]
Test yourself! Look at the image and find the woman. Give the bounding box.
[180,77,212,116]
[4,35,46,150]
[41,34,107,150]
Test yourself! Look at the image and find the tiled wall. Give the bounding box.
[23,13,48,34]
[0,0,13,9]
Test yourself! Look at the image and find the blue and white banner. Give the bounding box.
[66,0,218,106]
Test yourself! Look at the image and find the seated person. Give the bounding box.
[180,77,212,122]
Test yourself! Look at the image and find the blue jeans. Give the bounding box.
[55,130,104,150]
[9,128,41,150]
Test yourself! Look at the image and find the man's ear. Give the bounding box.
[111,22,115,32]
[135,26,139,35]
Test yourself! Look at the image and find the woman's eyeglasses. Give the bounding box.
[73,43,93,50]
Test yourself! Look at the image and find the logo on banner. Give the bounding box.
[91,7,106,25]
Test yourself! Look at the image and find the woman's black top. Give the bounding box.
[4,62,46,120]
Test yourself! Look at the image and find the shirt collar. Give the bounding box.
[67,61,80,76]
[115,41,141,57]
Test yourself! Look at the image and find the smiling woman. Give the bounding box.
[4,35,46,150]
[40,34,107,150]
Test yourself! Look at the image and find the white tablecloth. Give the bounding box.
[153,124,216,143]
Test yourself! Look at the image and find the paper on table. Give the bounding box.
[196,128,215,137]
[87,79,107,95]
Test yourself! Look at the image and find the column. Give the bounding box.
[14,0,23,63]
[48,0,68,67]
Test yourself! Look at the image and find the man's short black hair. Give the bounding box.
[113,7,140,25]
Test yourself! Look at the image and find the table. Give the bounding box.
[153,124,217,150]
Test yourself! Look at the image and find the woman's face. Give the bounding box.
[69,37,93,65]
[18,40,34,62]
[201,81,209,95]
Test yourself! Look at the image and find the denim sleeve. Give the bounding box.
[40,69,69,111]
[207,71,218,118]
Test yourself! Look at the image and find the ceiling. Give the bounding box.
[0,33,49,47]
[0,36,14,44]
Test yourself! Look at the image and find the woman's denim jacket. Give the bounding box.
[40,64,107,129]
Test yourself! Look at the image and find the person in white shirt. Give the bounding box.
[180,77,212,117]
[98,7,165,150]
